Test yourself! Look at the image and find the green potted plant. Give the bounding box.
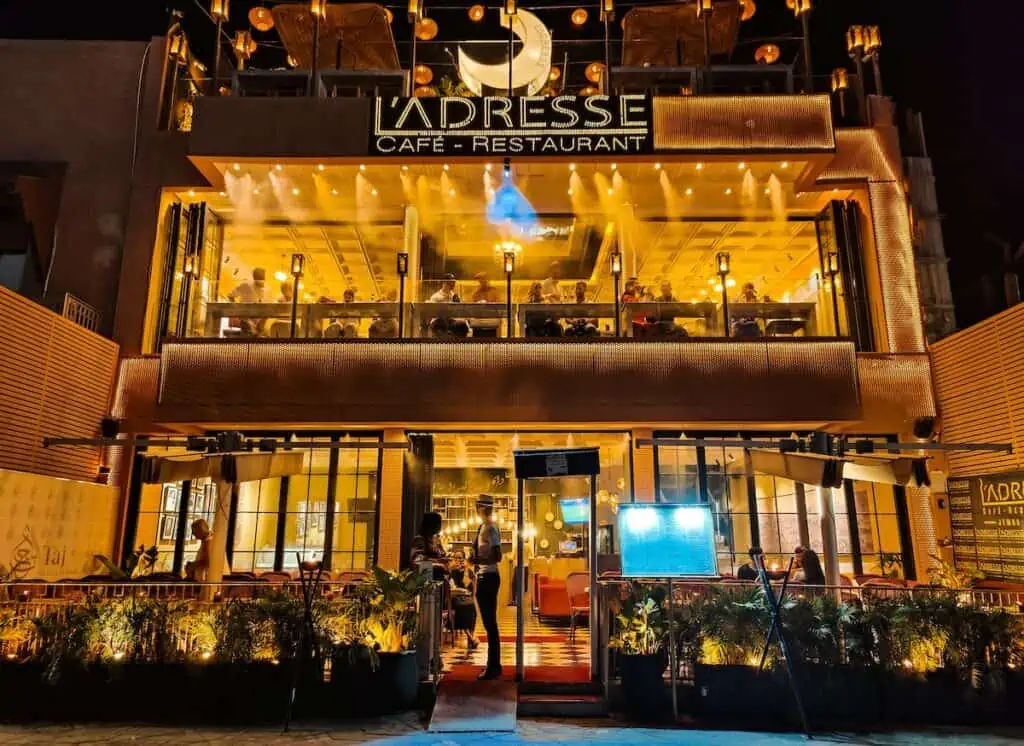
[350,567,427,713]
[609,583,668,719]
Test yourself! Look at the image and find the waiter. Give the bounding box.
[471,495,503,680]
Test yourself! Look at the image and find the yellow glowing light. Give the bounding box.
[274,164,283,172]
[291,187,301,196]
[443,163,450,171]
[218,191,226,197]
[469,4,485,21]
[696,162,704,171]
[610,163,617,170]
[317,164,326,172]
[606,187,613,196]
[249,6,274,32]
[252,187,260,195]
[371,188,379,196]
[738,162,746,169]
[414,64,433,85]
[274,271,288,282]
[569,163,576,171]
[384,7,393,23]
[187,189,196,198]
[726,278,737,288]
[416,17,439,41]
[549,67,561,82]
[580,85,599,96]
[685,188,693,195]
[232,162,241,171]
[485,163,492,172]
[585,61,605,84]
[449,188,456,197]
[571,8,588,25]
[780,161,789,169]
[567,188,574,196]
[725,187,733,195]
[654,162,662,170]
[331,188,338,195]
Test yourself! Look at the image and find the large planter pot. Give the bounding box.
[797,665,882,725]
[619,652,668,721]
[331,647,419,715]
[880,669,975,726]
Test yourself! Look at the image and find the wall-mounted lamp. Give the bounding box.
[600,0,614,22]
[408,0,422,22]
[289,254,304,338]
[291,253,305,277]
[610,249,623,277]
[864,25,883,95]
[311,0,327,19]
[210,0,229,21]
[826,251,842,335]
[504,0,517,16]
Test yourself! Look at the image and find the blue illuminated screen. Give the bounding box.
[618,504,718,578]
[559,498,589,525]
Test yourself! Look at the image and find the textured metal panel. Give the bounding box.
[931,304,1024,477]
[0,286,119,481]
[652,94,835,152]
[152,339,860,425]
[816,129,924,354]
[852,353,935,435]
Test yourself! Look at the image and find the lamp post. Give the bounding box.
[831,67,849,118]
[408,0,422,96]
[503,248,515,338]
[600,0,614,93]
[716,251,731,338]
[611,249,623,336]
[233,29,255,72]
[290,253,305,338]
[310,0,327,96]
[505,0,517,93]
[167,32,188,129]
[826,251,842,335]
[792,0,812,93]
[864,25,883,96]
[846,25,868,123]
[210,0,228,94]
[397,251,409,338]
[697,0,713,90]
[179,251,202,337]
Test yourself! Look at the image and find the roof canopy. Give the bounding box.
[140,451,307,484]
[748,449,929,488]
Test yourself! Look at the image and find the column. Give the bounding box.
[206,479,233,586]
[631,428,656,502]
[376,429,407,571]
[816,486,841,594]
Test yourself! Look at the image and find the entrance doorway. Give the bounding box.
[427,432,629,683]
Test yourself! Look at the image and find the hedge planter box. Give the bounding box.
[694,664,796,727]
[0,661,298,724]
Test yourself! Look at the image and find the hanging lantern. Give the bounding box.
[311,0,327,19]
[469,4,485,21]
[248,6,274,31]
[407,0,422,22]
[415,17,438,40]
[414,64,433,85]
[504,0,517,16]
[754,43,780,65]
[739,0,756,22]
[548,66,561,82]
[571,8,588,25]
[696,0,713,18]
[233,29,256,59]
[585,61,605,84]
[599,0,614,22]
[210,0,229,22]
[580,85,599,96]
[413,85,438,98]
[831,68,849,92]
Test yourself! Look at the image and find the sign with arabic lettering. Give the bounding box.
[371,95,652,157]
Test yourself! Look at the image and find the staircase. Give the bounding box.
[517,681,607,717]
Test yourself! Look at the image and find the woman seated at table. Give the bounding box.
[732,282,762,338]
[449,550,480,649]
[793,546,826,585]
[565,281,599,337]
[525,281,562,337]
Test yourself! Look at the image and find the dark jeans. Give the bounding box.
[475,572,501,671]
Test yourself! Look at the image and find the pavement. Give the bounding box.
[0,718,1023,745]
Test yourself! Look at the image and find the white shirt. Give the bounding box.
[228,282,266,303]
[429,288,456,303]
[475,522,501,575]
[541,278,561,303]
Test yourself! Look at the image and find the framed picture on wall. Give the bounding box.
[159,485,181,541]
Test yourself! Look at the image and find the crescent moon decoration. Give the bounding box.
[458,9,552,95]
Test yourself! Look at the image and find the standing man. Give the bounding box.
[472,495,503,680]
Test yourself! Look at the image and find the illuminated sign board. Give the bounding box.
[949,471,1024,582]
[371,95,651,157]
[618,504,718,578]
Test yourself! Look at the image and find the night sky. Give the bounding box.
[2,0,1021,329]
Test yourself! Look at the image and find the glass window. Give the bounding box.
[329,439,380,572]
[231,477,282,573]
[852,482,904,577]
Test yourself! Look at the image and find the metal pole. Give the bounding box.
[310,13,320,96]
[409,27,417,96]
[852,52,868,123]
[171,480,192,576]
[213,18,223,94]
[589,475,598,680]
[667,577,678,721]
[720,276,730,338]
[613,273,621,336]
[800,12,813,93]
[516,478,525,681]
[817,485,841,600]
[506,270,514,338]
[829,272,842,335]
[290,283,300,337]
[398,273,406,338]
[702,14,712,92]
[167,59,181,130]
[603,18,611,93]
[508,19,514,93]
[871,53,884,96]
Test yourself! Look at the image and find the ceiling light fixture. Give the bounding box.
[291,187,300,196]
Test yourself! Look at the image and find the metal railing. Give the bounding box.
[61,293,101,333]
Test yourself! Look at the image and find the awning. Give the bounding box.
[140,451,307,484]
[748,449,929,488]
[841,454,930,487]
[748,450,844,489]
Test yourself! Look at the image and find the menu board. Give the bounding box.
[949,471,1024,582]
[619,504,718,578]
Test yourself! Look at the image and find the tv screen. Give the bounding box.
[559,498,589,524]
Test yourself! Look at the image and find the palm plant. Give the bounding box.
[354,568,427,656]
[609,583,667,657]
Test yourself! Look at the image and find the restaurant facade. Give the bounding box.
[0,2,949,680]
